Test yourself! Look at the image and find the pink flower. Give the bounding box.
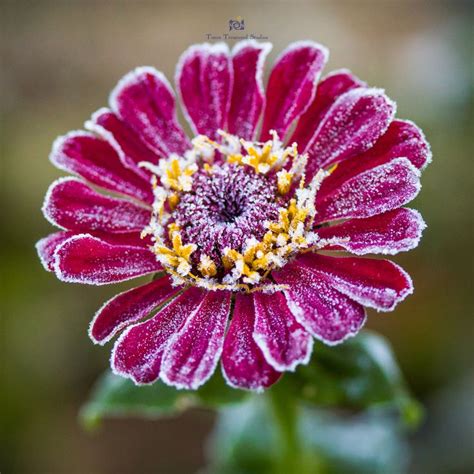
[37,40,431,391]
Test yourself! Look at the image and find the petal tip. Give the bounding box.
[110,326,160,386]
[108,66,173,114]
[35,236,53,271]
[232,39,273,56]
[280,39,330,63]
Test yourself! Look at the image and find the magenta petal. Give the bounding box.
[36,231,76,271]
[110,67,190,156]
[37,231,148,271]
[112,288,205,384]
[227,40,272,140]
[273,262,367,345]
[176,43,233,140]
[86,108,160,180]
[298,253,413,312]
[50,131,153,204]
[305,88,396,180]
[290,69,366,152]
[318,208,426,255]
[253,292,313,371]
[357,119,432,171]
[161,291,232,389]
[53,234,161,285]
[221,294,281,391]
[260,41,328,140]
[42,177,150,234]
[89,276,182,345]
[318,119,431,202]
[316,157,421,223]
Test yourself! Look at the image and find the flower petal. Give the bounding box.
[260,41,328,140]
[112,288,205,384]
[50,131,153,204]
[53,234,161,285]
[86,108,159,180]
[273,262,366,345]
[290,69,366,152]
[317,208,426,255]
[89,276,182,345]
[305,88,396,180]
[227,40,272,140]
[36,231,148,271]
[221,294,281,391]
[298,253,413,312]
[176,43,233,139]
[253,291,313,371]
[36,231,76,271]
[109,67,190,156]
[318,119,432,203]
[356,119,432,171]
[316,157,421,223]
[161,290,232,389]
[42,177,150,234]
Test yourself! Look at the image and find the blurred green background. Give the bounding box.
[1,1,473,473]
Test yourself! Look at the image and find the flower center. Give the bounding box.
[174,163,280,263]
[140,131,330,292]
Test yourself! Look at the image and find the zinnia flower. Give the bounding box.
[37,40,431,391]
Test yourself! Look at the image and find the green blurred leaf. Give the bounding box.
[205,398,275,474]
[206,397,409,474]
[288,330,422,428]
[80,372,193,430]
[80,369,247,429]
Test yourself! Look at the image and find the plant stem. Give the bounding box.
[267,385,307,474]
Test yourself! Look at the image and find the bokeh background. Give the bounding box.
[1,1,473,473]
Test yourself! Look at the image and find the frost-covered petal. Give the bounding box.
[42,177,150,234]
[89,276,182,345]
[317,208,426,255]
[110,67,190,156]
[36,231,76,271]
[318,119,432,202]
[112,288,205,384]
[273,262,366,345]
[176,43,233,139]
[53,234,161,285]
[222,294,281,391]
[86,108,160,180]
[161,290,231,389]
[50,131,153,204]
[227,40,272,140]
[290,69,366,152]
[260,41,328,140]
[253,291,313,371]
[298,253,413,312]
[358,119,432,170]
[316,157,421,223]
[36,230,148,272]
[305,88,396,181]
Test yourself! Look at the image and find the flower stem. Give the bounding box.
[267,384,309,474]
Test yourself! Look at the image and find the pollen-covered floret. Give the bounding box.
[142,130,335,292]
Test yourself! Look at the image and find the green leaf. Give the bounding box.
[206,398,276,474]
[288,330,423,428]
[80,369,248,429]
[79,372,194,430]
[206,397,409,474]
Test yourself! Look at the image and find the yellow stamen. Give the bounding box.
[198,255,217,277]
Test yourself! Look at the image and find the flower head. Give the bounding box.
[37,40,431,391]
